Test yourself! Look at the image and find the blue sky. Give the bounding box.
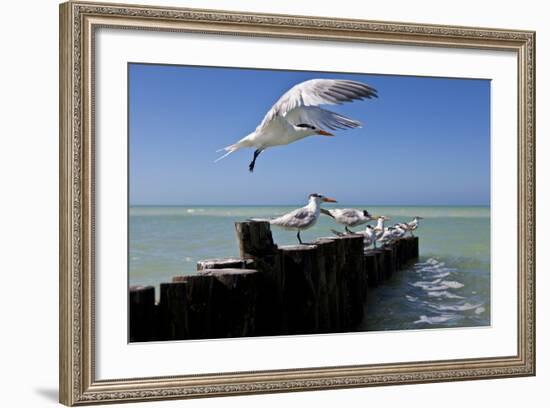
[129,63,490,205]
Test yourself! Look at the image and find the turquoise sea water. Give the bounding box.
[129,205,490,331]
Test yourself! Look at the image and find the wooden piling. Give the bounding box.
[159,280,191,340]
[197,257,255,271]
[367,249,386,286]
[234,221,284,336]
[383,247,396,279]
[160,268,260,340]
[200,268,260,338]
[161,274,224,340]
[130,220,421,341]
[338,235,367,328]
[411,236,420,258]
[365,252,379,288]
[279,244,322,335]
[314,238,340,332]
[129,285,156,342]
[235,221,277,259]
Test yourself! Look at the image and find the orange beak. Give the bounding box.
[322,197,338,203]
[316,129,334,136]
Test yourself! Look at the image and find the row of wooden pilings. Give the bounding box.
[130,221,419,342]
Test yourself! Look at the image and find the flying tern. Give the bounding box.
[215,79,378,172]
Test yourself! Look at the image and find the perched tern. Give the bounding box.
[253,193,337,244]
[321,208,374,233]
[215,79,378,172]
[374,215,391,233]
[393,224,408,238]
[377,226,398,246]
[399,216,424,236]
[364,225,378,248]
[332,224,378,249]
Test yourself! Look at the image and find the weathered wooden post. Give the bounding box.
[196,258,255,271]
[162,273,222,340]
[397,238,407,266]
[169,258,256,283]
[235,221,277,259]
[129,285,156,342]
[199,268,261,338]
[234,221,283,336]
[411,236,420,259]
[343,235,367,327]
[327,235,366,330]
[159,281,191,340]
[368,249,386,286]
[320,236,348,332]
[383,246,396,279]
[364,251,379,288]
[313,238,337,333]
[280,244,322,335]
[164,268,260,340]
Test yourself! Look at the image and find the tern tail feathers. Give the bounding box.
[320,208,335,218]
[215,134,254,162]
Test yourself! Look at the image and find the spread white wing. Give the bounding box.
[257,79,377,131]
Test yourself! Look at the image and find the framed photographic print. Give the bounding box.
[59,1,536,405]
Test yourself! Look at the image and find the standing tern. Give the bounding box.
[215,79,378,172]
[398,216,424,236]
[364,224,378,248]
[332,224,378,249]
[377,226,398,246]
[374,215,391,233]
[321,208,374,233]
[393,224,408,238]
[253,193,337,244]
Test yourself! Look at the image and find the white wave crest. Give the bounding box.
[414,314,460,324]
[432,271,451,279]
[427,291,465,299]
[429,302,483,312]
[411,279,464,292]
[440,280,465,289]
[475,306,486,315]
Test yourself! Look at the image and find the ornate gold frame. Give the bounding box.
[59,1,536,405]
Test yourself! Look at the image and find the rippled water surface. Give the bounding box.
[129,205,490,330]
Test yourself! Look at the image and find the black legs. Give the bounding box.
[249,149,263,172]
